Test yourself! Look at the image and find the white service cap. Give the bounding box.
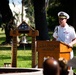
[58,11,70,19]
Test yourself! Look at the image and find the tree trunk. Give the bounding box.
[33,0,50,40]
[0,0,13,44]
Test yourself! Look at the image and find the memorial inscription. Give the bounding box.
[37,41,59,51]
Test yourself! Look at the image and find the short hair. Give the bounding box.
[58,58,69,75]
[43,57,59,75]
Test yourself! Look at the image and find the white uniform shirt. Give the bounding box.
[53,24,76,44]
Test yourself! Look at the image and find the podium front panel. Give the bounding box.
[38,52,59,68]
[37,41,72,68]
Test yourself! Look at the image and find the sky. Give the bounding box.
[9,0,22,5]
[9,0,29,25]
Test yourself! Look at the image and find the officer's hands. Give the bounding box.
[68,43,73,47]
[68,38,76,47]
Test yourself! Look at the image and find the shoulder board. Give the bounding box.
[69,25,75,30]
[54,26,59,32]
[69,25,74,28]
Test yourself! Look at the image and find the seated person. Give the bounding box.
[58,58,69,75]
[43,57,60,75]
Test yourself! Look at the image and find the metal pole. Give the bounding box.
[22,0,23,22]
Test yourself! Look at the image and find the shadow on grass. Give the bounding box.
[0,55,11,59]
[0,55,31,61]
[18,44,31,50]
[0,46,31,51]
[0,47,11,50]
[0,37,5,41]
[18,47,31,50]
[0,33,5,35]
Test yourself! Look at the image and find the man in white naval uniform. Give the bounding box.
[53,11,76,59]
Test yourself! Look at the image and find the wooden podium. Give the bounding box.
[37,41,72,68]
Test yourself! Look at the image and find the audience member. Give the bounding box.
[43,57,60,75]
[58,58,69,75]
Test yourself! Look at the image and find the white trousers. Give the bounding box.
[70,50,74,59]
[70,50,74,70]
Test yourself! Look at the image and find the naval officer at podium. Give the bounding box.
[53,11,76,59]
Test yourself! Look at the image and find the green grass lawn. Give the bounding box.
[0,49,32,68]
[0,28,32,68]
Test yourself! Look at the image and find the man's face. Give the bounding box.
[59,18,67,27]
